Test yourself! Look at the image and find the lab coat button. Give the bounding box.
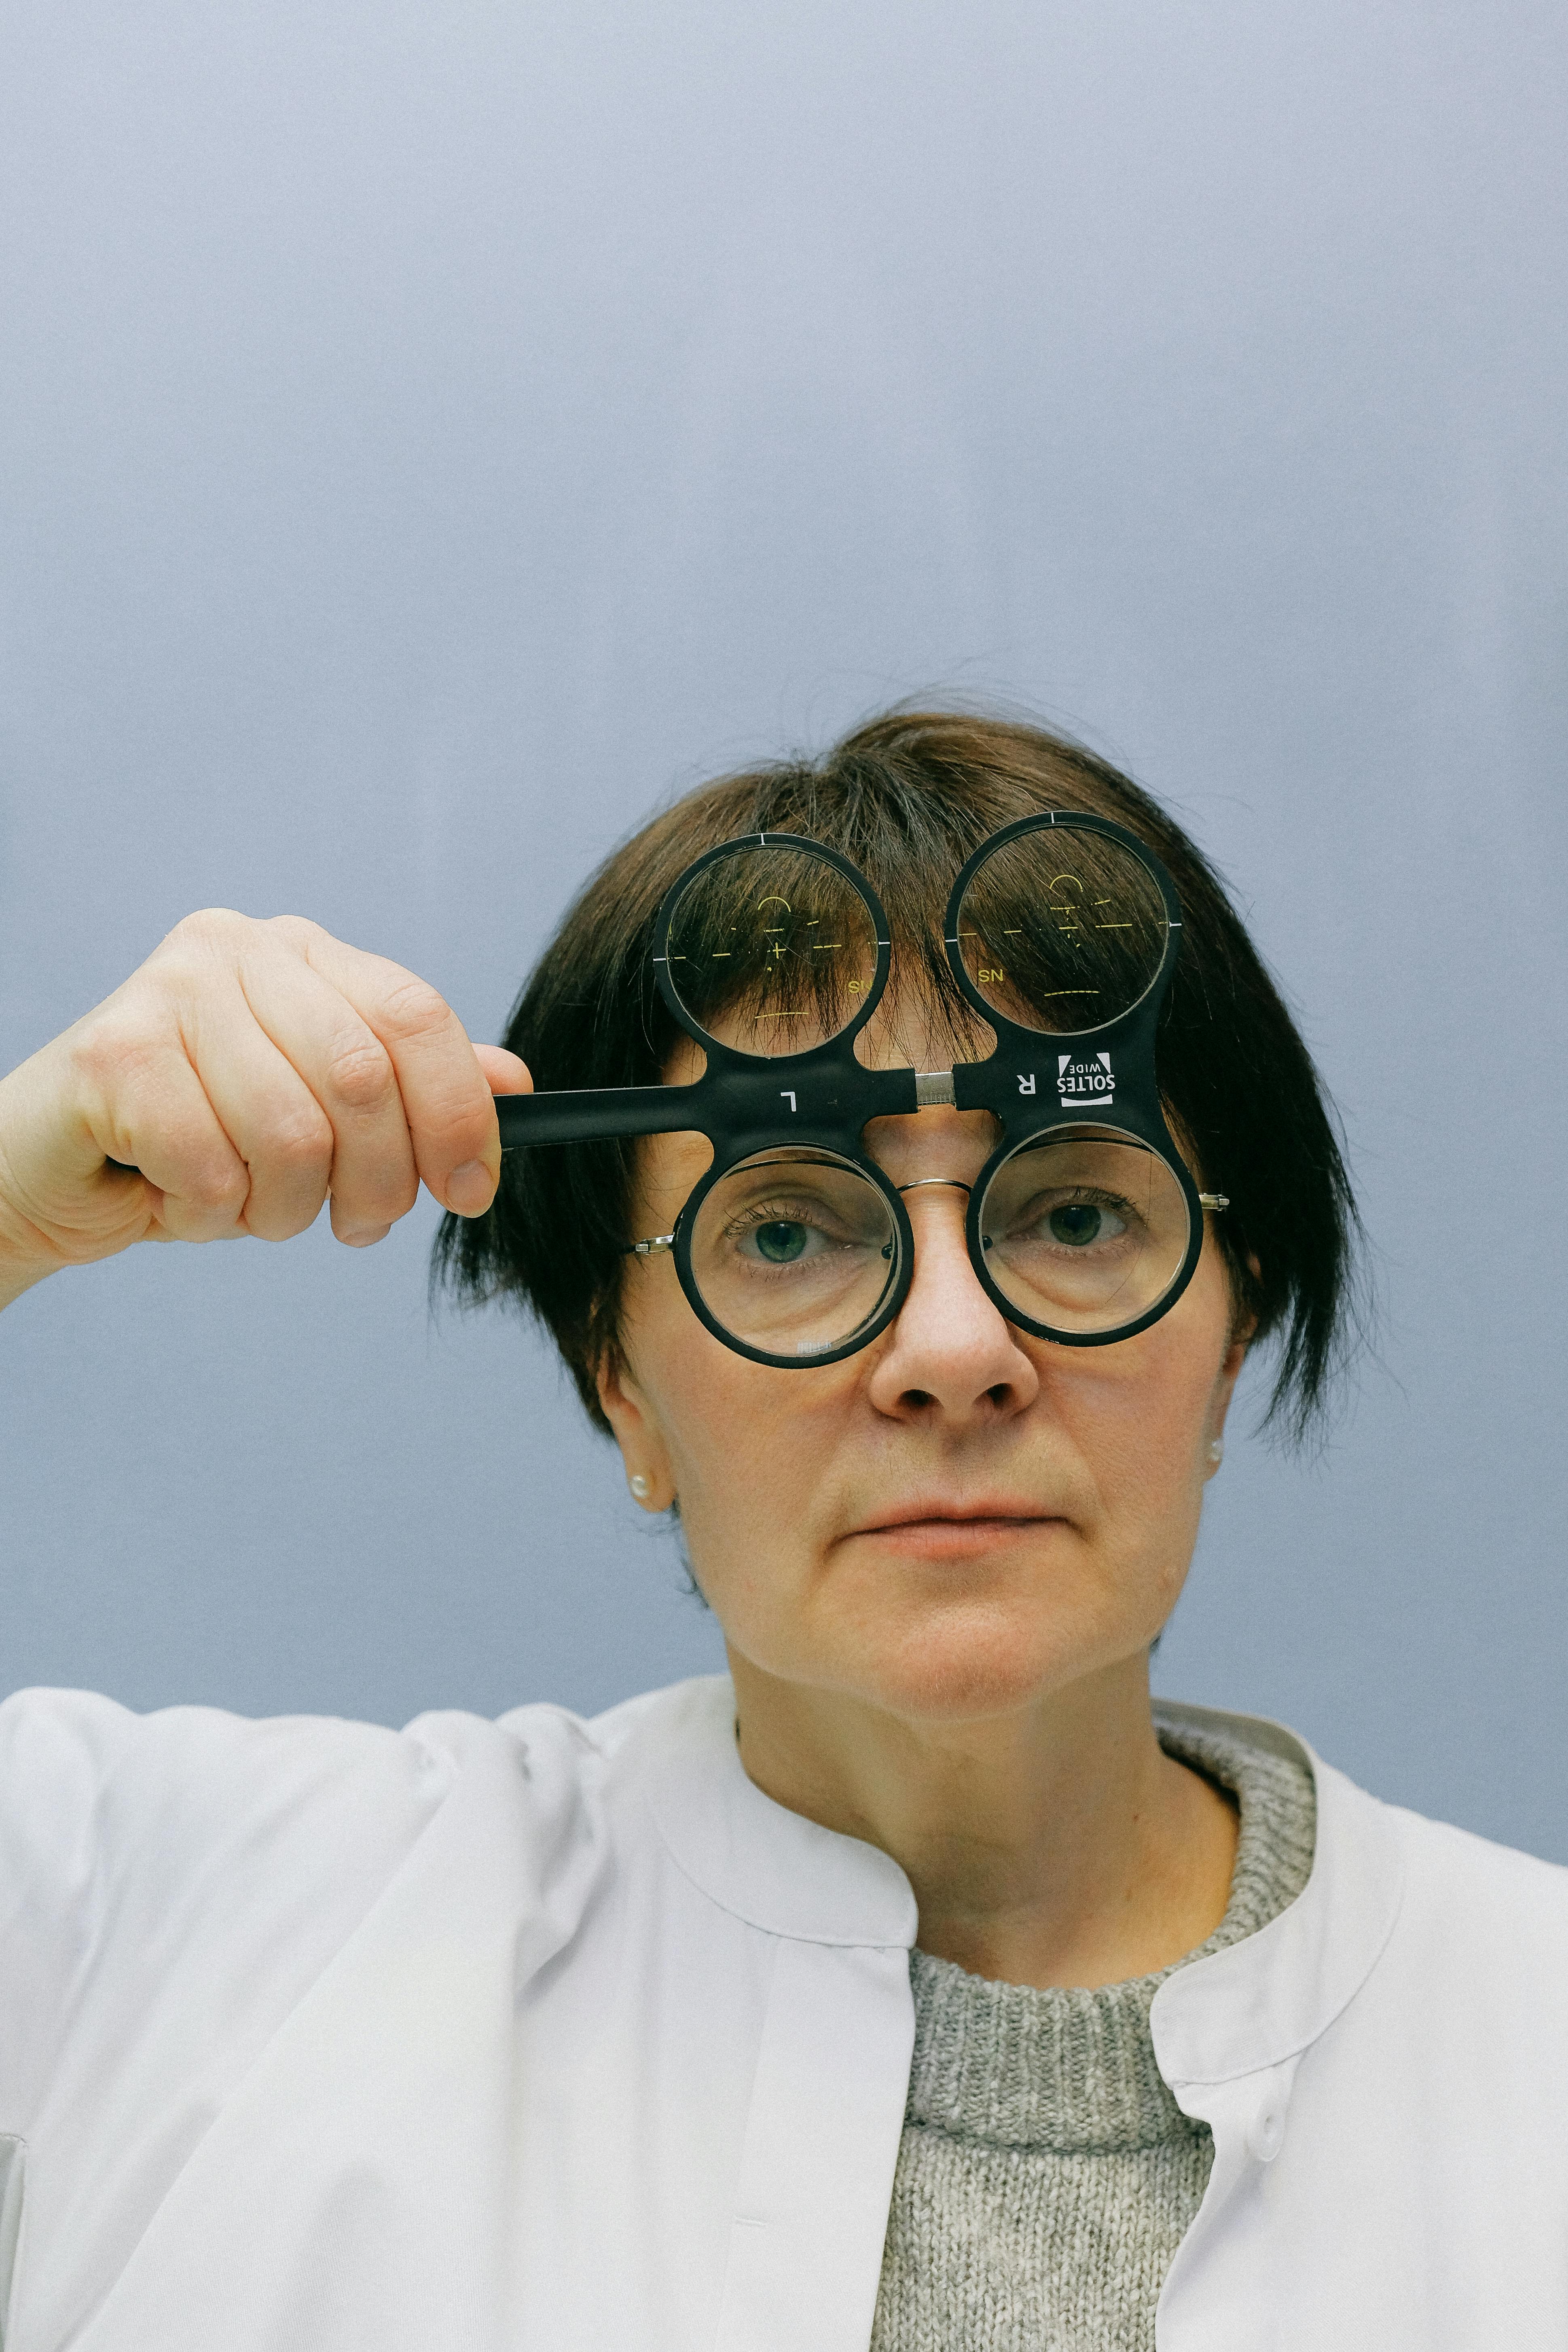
[1247,2105,1284,2163]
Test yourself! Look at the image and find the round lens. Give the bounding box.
[952,827,1168,1034]
[663,842,879,1056]
[687,1150,902,1359]
[977,1131,1191,1336]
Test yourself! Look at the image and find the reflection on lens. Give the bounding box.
[953,829,1167,1034]
[978,1132,1190,1337]
[664,843,879,1056]
[688,1150,901,1358]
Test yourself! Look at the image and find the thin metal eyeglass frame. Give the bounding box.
[625,1176,1230,1254]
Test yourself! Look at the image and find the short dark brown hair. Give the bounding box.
[434,711,1362,1440]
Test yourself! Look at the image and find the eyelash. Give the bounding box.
[1041,1186,1136,1218]
[722,1197,829,1238]
[999,1186,1142,1244]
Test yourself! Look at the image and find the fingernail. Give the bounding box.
[446,1159,495,1216]
[342,1223,392,1248]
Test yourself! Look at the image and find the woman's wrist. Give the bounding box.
[0,1083,80,1308]
[0,1184,63,1311]
[0,1263,53,1312]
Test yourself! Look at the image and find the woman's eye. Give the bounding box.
[751,1219,809,1264]
[1027,1197,1130,1248]
[722,1183,889,1269]
[1050,1202,1107,1247]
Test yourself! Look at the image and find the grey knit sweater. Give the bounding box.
[869,1717,1317,2352]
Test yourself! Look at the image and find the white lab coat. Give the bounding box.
[0,1672,1564,2350]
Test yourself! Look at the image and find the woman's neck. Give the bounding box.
[728,1648,1238,1989]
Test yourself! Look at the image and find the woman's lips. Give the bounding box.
[851,1497,1061,1530]
[843,1502,1069,1555]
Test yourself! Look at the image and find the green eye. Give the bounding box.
[1048,1203,1103,1247]
[754,1220,808,1263]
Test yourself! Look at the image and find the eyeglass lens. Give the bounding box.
[687,1149,904,1359]
[663,843,878,1054]
[953,828,1168,1034]
[978,1132,1191,1335]
[681,1132,1190,1359]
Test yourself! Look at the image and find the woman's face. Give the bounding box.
[598,1009,1248,1726]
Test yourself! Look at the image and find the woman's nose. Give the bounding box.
[865,1184,1040,1422]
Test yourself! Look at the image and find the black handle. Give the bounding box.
[495,1082,708,1151]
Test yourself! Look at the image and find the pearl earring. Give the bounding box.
[1208,1438,1224,1468]
[629,1474,651,1502]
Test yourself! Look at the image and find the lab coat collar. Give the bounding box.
[637,1676,918,1948]
[637,1678,1404,2092]
[1150,1698,1405,2088]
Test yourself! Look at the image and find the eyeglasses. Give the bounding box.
[495,813,1228,1367]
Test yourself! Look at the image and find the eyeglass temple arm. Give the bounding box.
[495,1083,708,1152]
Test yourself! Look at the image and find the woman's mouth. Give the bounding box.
[843,1498,1069,1557]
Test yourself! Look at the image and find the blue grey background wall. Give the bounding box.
[2,2,1564,1855]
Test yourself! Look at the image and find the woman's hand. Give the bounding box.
[0,909,531,1309]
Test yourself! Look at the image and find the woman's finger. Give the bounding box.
[474,1045,532,1096]
[223,941,421,1242]
[62,1005,255,1246]
[283,922,504,1216]
[178,975,341,1243]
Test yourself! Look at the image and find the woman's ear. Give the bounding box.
[1203,1311,1255,1479]
[1221,1250,1262,1383]
[595,1349,677,1512]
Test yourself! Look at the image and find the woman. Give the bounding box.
[0,711,1562,2352]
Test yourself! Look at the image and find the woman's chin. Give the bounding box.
[842,1607,1130,1725]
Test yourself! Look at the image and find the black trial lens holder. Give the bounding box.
[493,811,1211,1365]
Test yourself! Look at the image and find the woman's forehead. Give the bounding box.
[664,978,989,1082]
